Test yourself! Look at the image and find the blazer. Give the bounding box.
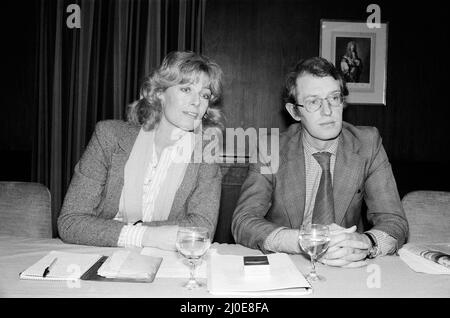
[232,121,408,252]
[58,120,222,247]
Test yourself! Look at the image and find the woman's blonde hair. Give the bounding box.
[127,51,224,131]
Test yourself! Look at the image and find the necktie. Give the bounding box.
[312,152,335,225]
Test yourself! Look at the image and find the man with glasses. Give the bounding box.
[232,57,408,267]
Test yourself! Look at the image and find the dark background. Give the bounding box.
[0,0,38,182]
[202,0,450,197]
[1,0,449,199]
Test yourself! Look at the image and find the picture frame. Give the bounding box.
[320,19,388,105]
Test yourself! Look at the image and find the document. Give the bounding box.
[207,253,312,296]
[19,250,102,281]
[399,243,450,275]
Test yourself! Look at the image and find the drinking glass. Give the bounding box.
[298,224,330,282]
[175,226,211,289]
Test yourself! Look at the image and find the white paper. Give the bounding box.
[207,253,312,296]
[141,247,209,278]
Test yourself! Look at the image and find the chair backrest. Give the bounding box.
[0,181,52,238]
[213,163,249,243]
[402,190,450,243]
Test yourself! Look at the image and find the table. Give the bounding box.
[0,235,448,298]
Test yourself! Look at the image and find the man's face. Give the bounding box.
[293,74,343,142]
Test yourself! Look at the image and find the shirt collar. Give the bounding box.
[149,129,194,166]
[302,132,339,157]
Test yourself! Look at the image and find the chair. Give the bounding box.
[0,181,52,238]
[213,163,249,243]
[401,190,450,243]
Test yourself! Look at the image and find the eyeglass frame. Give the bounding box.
[294,91,344,113]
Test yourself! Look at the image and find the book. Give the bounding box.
[94,250,162,282]
[19,250,163,283]
[399,243,450,275]
[207,252,312,296]
[19,250,102,281]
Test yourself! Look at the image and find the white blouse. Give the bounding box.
[115,129,194,248]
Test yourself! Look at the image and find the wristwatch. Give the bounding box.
[363,232,379,259]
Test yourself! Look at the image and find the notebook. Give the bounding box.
[93,250,162,282]
[207,253,312,296]
[19,250,102,281]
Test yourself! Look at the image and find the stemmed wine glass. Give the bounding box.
[175,226,211,289]
[298,224,330,282]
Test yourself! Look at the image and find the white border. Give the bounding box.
[320,20,388,105]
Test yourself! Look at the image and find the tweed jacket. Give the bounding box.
[58,120,222,247]
[232,121,408,252]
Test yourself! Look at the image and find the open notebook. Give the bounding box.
[19,250,162,283]
[207,253,312,296]
[19,250,102,281]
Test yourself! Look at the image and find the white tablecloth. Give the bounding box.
[0,235,449,298]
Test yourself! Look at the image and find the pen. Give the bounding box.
[43,257,58,278]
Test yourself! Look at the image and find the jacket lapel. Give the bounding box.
[169,162,199,218]
[107,124,200,220]
[281,127,306,229]
[333,127,364,225]
[107,124,140,213]
[168,135,205,218]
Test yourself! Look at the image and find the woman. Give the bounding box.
[58,51,224,250]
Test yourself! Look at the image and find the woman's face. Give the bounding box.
[158,72,212,132]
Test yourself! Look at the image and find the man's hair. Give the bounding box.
[284,56,349,105]
[127,51,224,131]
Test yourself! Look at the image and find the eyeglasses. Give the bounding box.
[295,92,343,113]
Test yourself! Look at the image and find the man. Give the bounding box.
[232,57,408,267]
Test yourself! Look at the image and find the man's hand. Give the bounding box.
[320,223,371,268]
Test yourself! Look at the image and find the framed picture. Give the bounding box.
[320,20,388,105]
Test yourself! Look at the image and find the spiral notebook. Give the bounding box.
[19,250,102,281]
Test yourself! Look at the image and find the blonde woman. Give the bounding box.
[58,51,224,250]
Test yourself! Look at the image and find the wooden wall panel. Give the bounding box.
[203,0,450,194]
[203,0,450,159]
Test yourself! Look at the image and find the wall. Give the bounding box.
[1,0,449,196]
[203,0,450,196]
